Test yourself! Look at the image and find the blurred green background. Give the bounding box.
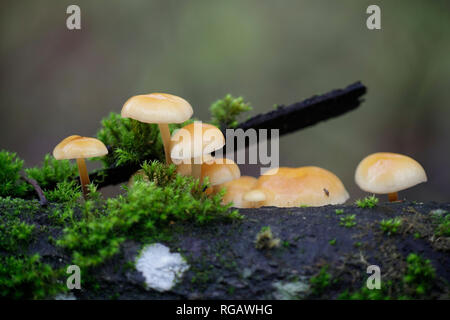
[1,0,449,201]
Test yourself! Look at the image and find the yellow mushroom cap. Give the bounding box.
[355,152,427,194]
[201,158,240,186]
[121,93,193,124]
[218,176,258,208]
[251,166,349,207]
[170,122,225,160]
[53,135,108,160]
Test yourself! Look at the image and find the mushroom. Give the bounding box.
[53,135,108,198]
[355,152,427,202]
[201,157,240,186]
[121,93,193,164]
[244,166,349,207]
[170,121,225,180]
[218,176,258,208]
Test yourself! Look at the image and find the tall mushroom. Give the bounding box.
[355,152,427,202]
[170,122,225,180]
[121,93,193,164]
[53,135,108,199]
[244,166,349,207]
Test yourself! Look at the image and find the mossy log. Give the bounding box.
[33,201,449,300]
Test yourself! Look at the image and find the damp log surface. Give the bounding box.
[37,201,448,300]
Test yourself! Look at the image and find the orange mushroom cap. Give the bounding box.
[218,176,258,208]
[355,152,427,194]
[121,93,193,124]
[246,166,349,207]
[53,135,108,160]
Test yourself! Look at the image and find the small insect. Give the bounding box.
[323,188,330,197]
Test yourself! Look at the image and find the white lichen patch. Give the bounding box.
[272,278,310,300]
[135,243,189,292]
[54,293,77,300]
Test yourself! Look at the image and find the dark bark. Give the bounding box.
[38,201,447,300]
[89,82,367,189]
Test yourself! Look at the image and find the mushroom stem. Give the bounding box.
[76,158,90,199]
[191,156,202,181]
[388,192,398,202]
[158,123,172,164]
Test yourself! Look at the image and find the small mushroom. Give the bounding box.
[201,157,240,186]
[170,122,225,180]
[218,176,258,208]
[53,135,108,198]
[121,93,193,164]
[355,152,427,202]
[244,167,349,207]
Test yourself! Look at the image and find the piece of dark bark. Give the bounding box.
[21,175,48,206]
[89,82,367,189]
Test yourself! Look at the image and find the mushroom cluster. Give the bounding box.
[50,91,428,207]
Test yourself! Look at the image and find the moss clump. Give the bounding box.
[0,150,29,197]
[0,254,66,299]
[380,218,403,236]
[339,214,356,228]
[97,113,192,167]
[0,197,40,252]
[339,253,437,299]
[96,112,164,167]
[210,94,252,128]
[403,253,436,296]
[339,284,391,300]
[335,209,344,215]
[254,226,280,250]
[0,218,35,252]
[432,211,450,237]
[57,161,241,269]
[25,154,77,190]
[44,181,82,205]
[309,266,333,295]
[355,195,379,208]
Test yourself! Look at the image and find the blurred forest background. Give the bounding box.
[1,0,449,201]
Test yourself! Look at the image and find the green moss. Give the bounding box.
[309,266,333,295]
[339,253,437,299]
[210,94,252,128]
[97,112,192,167]
[44,181,82,205]
[0,254,66,299]
[0,150,29,197]
[380,218,403,236]
[403,253,436,296]
[355,195,379,208]
[0,218,35,252]
[329,238,336,246]
[432,211,450,237]
[339,284,391,300]
[25,154,77,190]
[339,214,356,228]
[335,209,344,215]
[57,161,241,269]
